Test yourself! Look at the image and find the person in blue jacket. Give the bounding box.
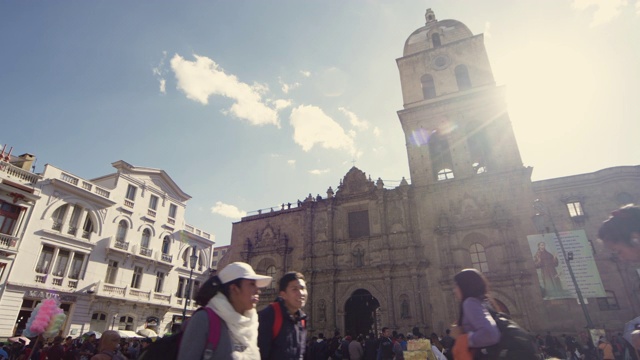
[258,271,308,359]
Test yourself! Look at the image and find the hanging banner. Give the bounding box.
[527,229,605,300]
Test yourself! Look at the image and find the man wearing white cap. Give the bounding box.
[177,262,272,360]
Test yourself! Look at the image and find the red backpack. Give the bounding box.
[270,302,305,339]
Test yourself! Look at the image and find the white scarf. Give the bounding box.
[208,293,261,360]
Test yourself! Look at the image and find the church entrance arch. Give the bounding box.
[344,289,380,337]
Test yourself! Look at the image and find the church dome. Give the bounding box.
[403,9,474,57]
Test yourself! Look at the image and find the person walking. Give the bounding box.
[177,261,272,360]
[90,331,127,360]
[258,271,308,360]
[451,269,500,360]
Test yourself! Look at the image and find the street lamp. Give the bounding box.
[533,199,594,328]
[111,313,118,330]
[181,245,198,321]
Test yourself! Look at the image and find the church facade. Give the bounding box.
[221,9,640,337]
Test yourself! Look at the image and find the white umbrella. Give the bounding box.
[8,336,31,345]
[138,328,158,338]
[624,316,640,344]
[82,330,102,339]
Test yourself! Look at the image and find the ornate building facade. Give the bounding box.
[222,9,640,337]
[0,159,213,338]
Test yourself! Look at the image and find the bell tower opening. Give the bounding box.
[344,289,380,337]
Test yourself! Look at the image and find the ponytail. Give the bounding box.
[194,275,243,306]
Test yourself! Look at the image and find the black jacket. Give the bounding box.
[258,298,307,360]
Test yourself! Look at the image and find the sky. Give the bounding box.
[1,1,638,247]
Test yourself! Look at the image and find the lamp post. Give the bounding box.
[533,199,594,328]
[111,313,118,330]
[181,245,198,321]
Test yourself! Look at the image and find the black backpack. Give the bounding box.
[138,307,220,360]
[481,307,541,360]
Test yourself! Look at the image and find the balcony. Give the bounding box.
[114,240,129,251]
[0,233,20,253]
[67,226,78,236]
[161,253,173,263]
[0,160,40,185]
[92,281,175,306]
[82,230,91,240]
[139,247,153,257]
[147,209,156,217]
[124,200,134,208]
[51,221,62,231]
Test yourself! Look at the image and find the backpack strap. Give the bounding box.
[202,307,222,349]
[271,302,282,340]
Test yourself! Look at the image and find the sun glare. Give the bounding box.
[501,42,597,143]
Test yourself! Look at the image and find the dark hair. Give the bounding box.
[279,271,305,292]
[454,268,492,325]
[598,205,640,244]
[381,327,389,333]
[194,275,243,306]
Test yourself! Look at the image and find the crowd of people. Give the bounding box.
[0,332,153,360]
[2,203,638,360]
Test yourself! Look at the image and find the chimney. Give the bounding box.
[11,153,36,171]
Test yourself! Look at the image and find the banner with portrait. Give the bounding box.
[527,230,605,300]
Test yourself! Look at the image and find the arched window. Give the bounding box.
[162,236,171,255]
[266,265,276,290]
[118,316,134,331]
[51,204,68,231]
[455,65,472,90]
[429,132,454,181]
[141,229,151,248]
[82,215,94,239]
[90,312,108,332]
[470,243,489,272]
[421,74,436,99]
[432,33,441,47]
[467,122,490,174]
[116,220,128,242]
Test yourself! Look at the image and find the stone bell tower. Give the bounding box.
[397,9,524,186]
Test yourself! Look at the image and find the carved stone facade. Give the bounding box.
[222,9,640,337]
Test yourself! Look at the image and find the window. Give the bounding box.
[467,122,490,175]
[0,201,21,235]
[90,312,107,332]
[169,204,177,218]
[68,253,85,279]
[177,277,186,298]
[118,316,134,331]
[149,195,158,211]
[51,204,68,231]
[162,236,171,254]
[82,215,94,239]
[141,229,151,248]
[192,281,200,300]
[266,266,276,290]
[455,65,472,90]
[348,210,370,239]
[116,220,128,242]
[597,291,620,311]
[155,271,165,293]
[105,260,118,284]
[421,74,436,99]
[566,202,584,218]
[131,266,143,289]
[470,243,489,273]
[52,250,70,277]
[437,168,455,181]
[432,33,441,47]
[67,206,82,235]
[125,185,137,201]
[400,294,411,319]
[36,246,55,274]
[213,251,219,256]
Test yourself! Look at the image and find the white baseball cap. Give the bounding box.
[218,262,272,288]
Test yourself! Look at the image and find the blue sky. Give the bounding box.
[2,1,639,246]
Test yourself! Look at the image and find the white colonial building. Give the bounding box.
[0,159,213,338]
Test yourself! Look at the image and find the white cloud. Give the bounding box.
[339,107,369,130]
[152,51,168,94]
[279,77,301,94]
[572,0,628,26]
[300,70,311,77]
[309,168,330,175]
[170,54,281,127]
[373,127,381,137]
[289,105,356,154]
[287,159,296,166]
[273,99,292,110]
[211,201,247,219]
